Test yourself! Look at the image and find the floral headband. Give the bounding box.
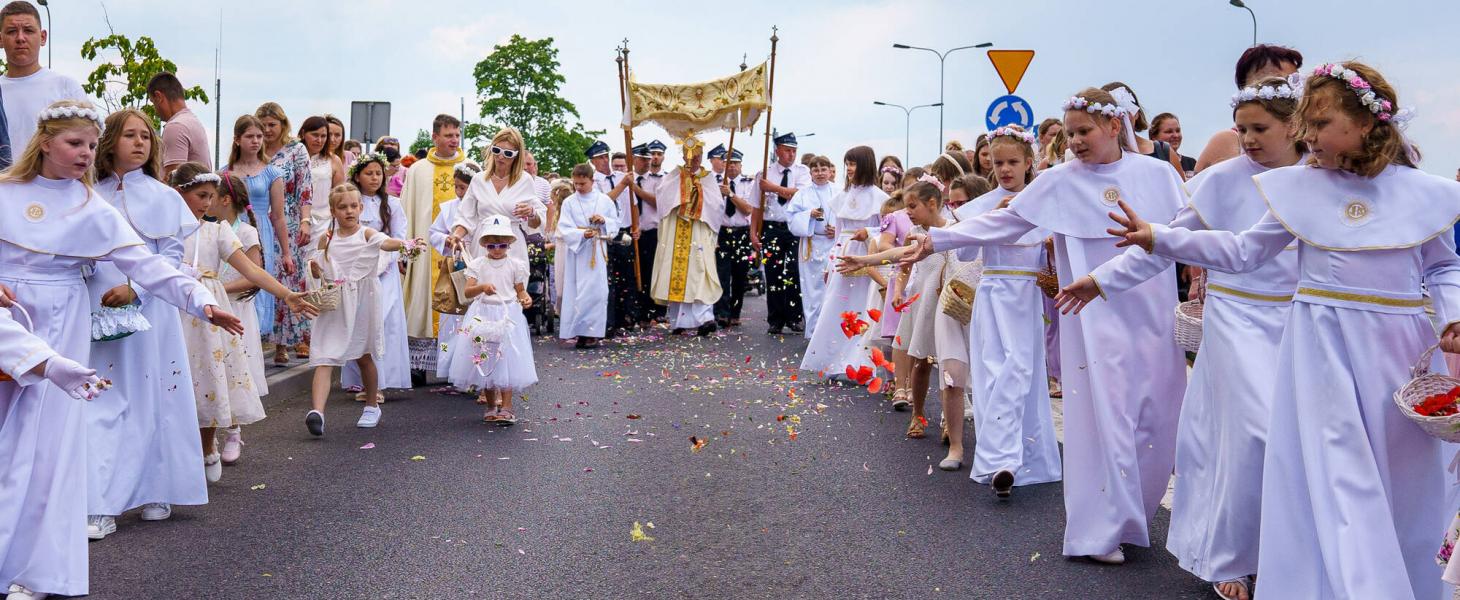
[880,165,903,177]
[1062,88,1141,151]
[348,152,388,179]
[177,172,222,189]
[1060,95,1128,118]
[38,105,105,130]
[454,161,482,177]
[1230,75,1303,108]
[989,126,1036,145]
[1311,63,1396,122]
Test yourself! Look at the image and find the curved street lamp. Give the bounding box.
[1229,0,1257,46]
[874,100,942,165]
[892,41,992,152]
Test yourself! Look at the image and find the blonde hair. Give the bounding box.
[95,108,162,180]
[254,102,294,145]
[1068,87,1137,152]
[1232,76,1308,155]
[489,128,527,186]
[881,189,905,216]
[928,151,970,185]
[0,99,103,189]
[1295,61,1416,177]
[321,183,363,260]
[1043,128,1068,166]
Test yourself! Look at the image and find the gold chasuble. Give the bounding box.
[402,150,466,338]
[650,166,723,306]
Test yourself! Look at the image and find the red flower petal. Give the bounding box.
[867,377,884,394]
[867,309,883,323]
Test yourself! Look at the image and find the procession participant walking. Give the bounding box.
[633,140,669,327]
[341,154,412,397]
[223,115,285,345]
[443,216,537,424]
[715,149,756,328]
[255,102,314,364]
[648,137,724,336]
[785,155,839,338]
[752,132,810,334]
[400,115,465,378]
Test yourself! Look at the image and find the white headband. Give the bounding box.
[1061,89,1139,151]
[178,172,222,188]
[1231,73,1304,108]
[37,105,105,130]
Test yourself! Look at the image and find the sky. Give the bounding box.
[38,0,1460,176]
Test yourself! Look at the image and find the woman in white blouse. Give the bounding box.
[445,128,546,260]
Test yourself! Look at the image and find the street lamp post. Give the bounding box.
[873,101,942,165]
[1229,0,1257,46]
[35,0,50,68]
[892,41,991,151]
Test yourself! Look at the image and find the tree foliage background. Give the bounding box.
[470,35,602,175]
[80,34,208,123]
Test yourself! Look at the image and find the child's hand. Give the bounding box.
[836,254,867,274]
[1443,322,1460,354]
[518,292,533,309]
[851,229,869,242]
[584,228,597,239]
[589,214,605,225]
[309,261,323,279]
[100,284,137,308]
[1107,199,1154,252]
[203,305,245,335]
[997,195,1015,209]
[481,283,497,297]
[810,208,824,220]
[285,292,320,318]
[824,224,836,238]
[899,234,933,268]
[1053,276,1101,315]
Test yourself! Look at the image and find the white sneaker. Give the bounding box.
[6,583,46,600]
[86,515,116,540]
[357,405,381,428]
[204,452,222,483]
[140,503,172,521]
[1089,547,1126,565]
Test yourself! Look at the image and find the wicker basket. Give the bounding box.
[939,279,975,325]
[304,274,341,313]
[1036,238,1059,299]
[1393,343,1460,443]
[1173,300,1204,353]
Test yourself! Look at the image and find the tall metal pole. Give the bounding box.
[212,11,221,168]
[893,42,991,151]
[753,26,779,243]
[1229,0,1257,46]
[873,101,941,166]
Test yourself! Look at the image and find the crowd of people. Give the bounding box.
[0,0,1459,596]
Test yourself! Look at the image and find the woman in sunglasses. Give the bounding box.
[445,128,547,267]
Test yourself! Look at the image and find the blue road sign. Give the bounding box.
[986,94,1033,130]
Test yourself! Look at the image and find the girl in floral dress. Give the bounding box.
[256,102,314,364]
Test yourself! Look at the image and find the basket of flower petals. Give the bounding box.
[1394,343,1460,442]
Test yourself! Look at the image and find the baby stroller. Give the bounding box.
[524,237,555,335]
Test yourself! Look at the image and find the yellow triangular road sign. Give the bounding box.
[987,50,1035,94]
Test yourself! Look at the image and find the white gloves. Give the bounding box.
[42,355,107,400]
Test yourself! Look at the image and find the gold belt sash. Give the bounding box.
[1295,286,1424,308]
[981,268,1040,278]
[1207,283,1293,303]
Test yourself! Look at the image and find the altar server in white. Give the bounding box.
[1103,62,1460,600]
[556,163,619,348]
[786,155,840,338]
[342,154,412,396]
[905,87,1187,565]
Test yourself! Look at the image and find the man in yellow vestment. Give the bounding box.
[650,137,724,336]
[402,114,465,373]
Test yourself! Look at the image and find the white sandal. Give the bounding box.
[1212,576,1252,600]
[890,388,911,411]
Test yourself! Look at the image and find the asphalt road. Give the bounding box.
[86,297,1210,599]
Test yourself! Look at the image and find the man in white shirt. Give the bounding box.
[714,148,756,328]
[752,132,811,334]
[634,139,670,326]
[0,1,85,155]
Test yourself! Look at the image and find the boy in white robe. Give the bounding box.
[556,164,619,348]
[786,156,839,338]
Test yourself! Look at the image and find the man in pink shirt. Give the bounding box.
[146,72,211,178]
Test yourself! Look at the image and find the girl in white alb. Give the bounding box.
[912,86,1188,565]
[955,127,1063,497]
[303,183,421,437]
[0,102,237,600]
[83,109,209,542]
[341,154,412,397]
[1061,76,1306,599]
[555,168,619,347]
[445,215,538,424]
[172,162,316,484]
[1105,63,1460,600]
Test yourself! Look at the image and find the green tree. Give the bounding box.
[471,34,602,175]
[80,34,208,121]
[409,129,432,155]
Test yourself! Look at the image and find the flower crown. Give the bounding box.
[989,126,1036,146]
[1310,63,1395,122]
[1061,95,1128,118]
[1230,77,1302,108]
[38,105,105,130]
[178,172,221,189]
[348,152,388,179]
[454,161,482,178]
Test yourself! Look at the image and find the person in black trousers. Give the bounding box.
[714,148,756,327]
[753,132,810,335]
